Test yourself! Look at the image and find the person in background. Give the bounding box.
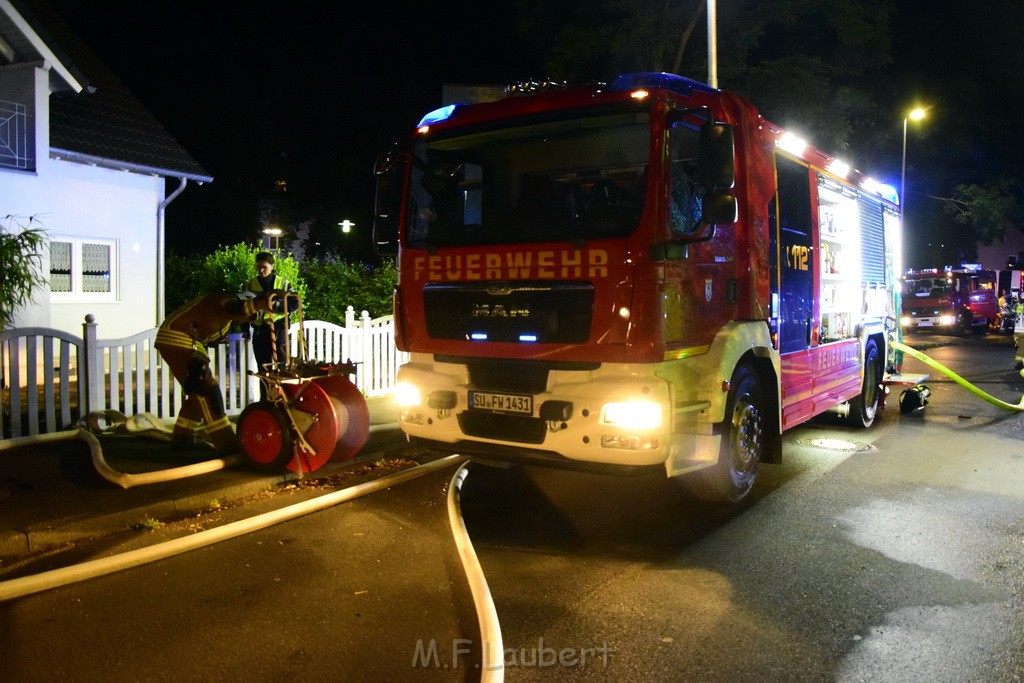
[155,291,277,451]
[246,252,297,396]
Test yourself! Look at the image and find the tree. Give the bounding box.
[515,0,705,80]
[941,181,1024,249]
[513,0,895,152]
[0,216,47,330]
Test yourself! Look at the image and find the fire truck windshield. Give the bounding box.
[909,277,952,297]
[406,110,651,248]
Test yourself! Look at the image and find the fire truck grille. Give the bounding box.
[467,358,549,393]
[423,281,594,344]
[907,307,942,316]
[457,411,547,444]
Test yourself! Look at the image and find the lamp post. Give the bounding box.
[900,107,928,224]
[707,0,718,88]
[262,226,283,251]
[338,220,354,262]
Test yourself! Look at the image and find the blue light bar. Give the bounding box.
[470,332,488,341]
[417,104,459,128]
[608,72,718,97]
[861,177,901,205]
[518,334,538,343]
[876,182,899,205]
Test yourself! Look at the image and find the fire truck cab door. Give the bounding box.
[771,156,815,353]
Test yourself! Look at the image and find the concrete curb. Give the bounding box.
[1,473,285,557]
[0,422,403,559]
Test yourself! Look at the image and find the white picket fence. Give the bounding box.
[0,307,407,439]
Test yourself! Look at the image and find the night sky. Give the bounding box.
[42,0,1024,266]
[44,0,537,259]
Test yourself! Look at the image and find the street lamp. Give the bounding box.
[900,107,928,224]
[338,220,354,262]
[263,226,283,251]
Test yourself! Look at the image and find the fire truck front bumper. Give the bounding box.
[393,356,708,468]
[901,313,958,330]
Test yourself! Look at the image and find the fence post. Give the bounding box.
[360,310,372,394]
[82,314,104,414]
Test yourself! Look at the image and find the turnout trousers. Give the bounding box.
[154,329,238,452]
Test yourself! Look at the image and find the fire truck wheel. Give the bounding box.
[957,312,974,336]
[237,401,295,472]
[684,364,763,503]
[846,340,881,428]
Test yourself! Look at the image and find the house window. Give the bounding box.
[50,241,72,292]
[49,237,118,300]
[0,98,32,171]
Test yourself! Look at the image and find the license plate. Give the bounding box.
[469,391,533,415]
[918,320,933,327]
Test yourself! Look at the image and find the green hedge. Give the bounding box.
[165,245,396,323]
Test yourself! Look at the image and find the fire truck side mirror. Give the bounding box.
[372,144,405,255]
[701,192,738,226]
[694,121,737,229]
[699,121,735,192]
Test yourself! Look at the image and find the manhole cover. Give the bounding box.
[795,436,875,453]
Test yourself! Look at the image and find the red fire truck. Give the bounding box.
[373,72,904,501]
[901,266,998,334]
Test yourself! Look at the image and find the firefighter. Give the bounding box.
[245,252,297,375]
[1015,297,1024,368]
[155,290,284,451]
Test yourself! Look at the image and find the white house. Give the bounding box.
[0,0,211,336]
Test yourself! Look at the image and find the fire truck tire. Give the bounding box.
[237,401,295,472]
[957,312,974,336]
[684,364,763,503]
[846,340,881,428]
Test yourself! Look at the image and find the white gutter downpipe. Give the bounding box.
[707,0,718,88]
[157,177,188,323]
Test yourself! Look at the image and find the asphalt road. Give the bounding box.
[1,332,1022,681]
[0,463,483,681]
[456,332,1024,681]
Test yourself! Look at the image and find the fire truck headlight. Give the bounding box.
[938,314,956,326]
[900,316,911,327]
[394,382,422,407]
[601,401,663,430]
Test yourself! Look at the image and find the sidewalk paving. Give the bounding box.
[0,395,403,561]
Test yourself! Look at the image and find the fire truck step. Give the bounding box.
[883,372,930,387]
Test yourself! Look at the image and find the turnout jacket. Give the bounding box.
[156,292,269,360]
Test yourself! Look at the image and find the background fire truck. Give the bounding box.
[901,266,998,334]
[374,73,904,502]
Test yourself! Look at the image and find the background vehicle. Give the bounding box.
[901,266,998,334]
[374,73,904,502]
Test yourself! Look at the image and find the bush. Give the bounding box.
[165,245,396,324]
[299,256,396,322]
[165,244,306,314]
[0,217,47,329]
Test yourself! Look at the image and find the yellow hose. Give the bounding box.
[891,340,1024,412]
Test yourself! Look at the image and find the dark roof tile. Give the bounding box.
[19,0,211,181]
